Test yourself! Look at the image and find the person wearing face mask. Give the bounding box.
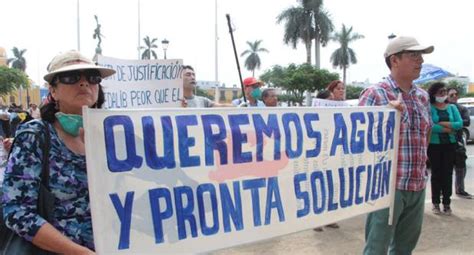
[428,82,463,216]
[2,50,115,254]
[232,77,266,107]
[447,88,472,199]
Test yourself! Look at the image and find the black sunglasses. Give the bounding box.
[54,70,102,85]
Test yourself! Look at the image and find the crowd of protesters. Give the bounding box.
[1,35,472,255]
[0,102,41,138]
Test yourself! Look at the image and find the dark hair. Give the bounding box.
[40,83,105,123]
[316,90,332,99]
[385,52,404,69]
[326,80,343,92]
[385,57,391,69]
[262,88,275,99]
[428,82,447,104]
[182,65,194,71]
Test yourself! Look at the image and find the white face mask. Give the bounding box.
[435,96,448,103]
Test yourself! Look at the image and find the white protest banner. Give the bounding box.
[312,98,349,107]
[83,106,400,254]
[97,56,183,109]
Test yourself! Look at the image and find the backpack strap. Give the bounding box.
[8,121,51,188]
[39,122,51,188]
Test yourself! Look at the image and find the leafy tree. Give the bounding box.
[446,80,467,96]
[463,92,474,98]
[7,47,27,71]
[277,93,300,105]
[300,0,334,68]
[277,6,313,64]
[196,87,214,100]
[0,66,29,96]
[418,82,431,92]
[345,85,364,99]
[240,40,269,77]
[330,24,364,84]
[140,36,158,59]
[420,80,467,96]
[260,63,338,103]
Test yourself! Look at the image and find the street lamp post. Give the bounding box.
[161,39,169,59]
[25,77,31,107]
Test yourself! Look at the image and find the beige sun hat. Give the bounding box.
[384,36,434,58]
[43,50,115,83]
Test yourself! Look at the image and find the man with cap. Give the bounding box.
[232,77,266,107]
[181,65,232,108]
[359,36,434,254]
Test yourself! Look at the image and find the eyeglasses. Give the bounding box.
[54,70,102,85]
[437,89,448,95]
[449,93,458,97]
[402,51,423,59]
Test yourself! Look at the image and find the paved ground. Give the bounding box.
[211,146,474,255]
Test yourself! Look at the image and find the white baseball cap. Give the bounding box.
[384,36,434,58]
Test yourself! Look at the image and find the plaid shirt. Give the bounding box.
[359,76,432,191]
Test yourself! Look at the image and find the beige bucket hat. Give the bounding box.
[44,50,115,83]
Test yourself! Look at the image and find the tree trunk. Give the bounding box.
[343,67,347,100]
[305,40,312,106]
[343,66,347,85]
[315,35,321,69]
[305,42,312,64]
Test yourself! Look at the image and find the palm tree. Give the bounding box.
[300,0,334,68]
[240,40,269,77]
[330,24,364,84]
[7,47,29,105]
[277,6,313,64]
[140,36,158,59]
[7,47,27,71]
[278,0,334,68]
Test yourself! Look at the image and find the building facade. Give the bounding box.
[197,80,242,104]
[0,47,7,67]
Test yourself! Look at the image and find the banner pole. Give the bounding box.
[226,14,246,104]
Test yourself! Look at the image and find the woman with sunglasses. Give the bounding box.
[427,82,463,216]
[2,50,115,254]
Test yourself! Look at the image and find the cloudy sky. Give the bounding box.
[1,0,473,87]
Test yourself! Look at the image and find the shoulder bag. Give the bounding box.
[0,121,55,255]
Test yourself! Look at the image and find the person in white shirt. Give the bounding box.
[28,103,41,119]
[181,65,232,108]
